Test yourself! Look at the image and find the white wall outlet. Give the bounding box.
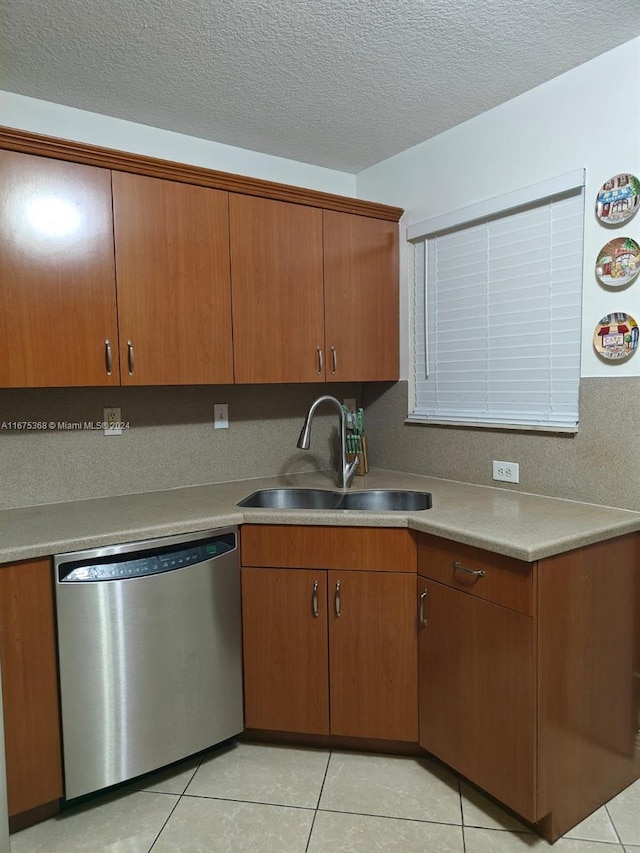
[214,403,229,429]
[103,407,122,436]
[492,460,520,483]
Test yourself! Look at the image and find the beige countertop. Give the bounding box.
[2,468,640,564]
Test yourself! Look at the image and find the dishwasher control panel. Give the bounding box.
[58,532,236,582]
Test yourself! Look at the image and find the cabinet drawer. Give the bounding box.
[417,534,534,615]
[241,525,416,572]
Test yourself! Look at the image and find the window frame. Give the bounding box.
[406,170,585,433]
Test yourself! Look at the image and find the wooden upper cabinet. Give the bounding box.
[0,151,119,387]
[323,211,399,382]
[230,200,400,384]
[0,140,400,388]
[230,194,326,383]
[112,172,234,385]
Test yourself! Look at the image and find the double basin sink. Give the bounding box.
[237,488,432,512]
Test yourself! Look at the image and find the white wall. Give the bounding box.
[0,91,356,197]
[356,38,640,380]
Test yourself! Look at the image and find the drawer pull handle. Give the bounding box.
[453,561,486,578]
[419,588,428,627]
[312,580,319,617]
[335,580,341,618]
[316,346,324,375]
[105,339,113,376]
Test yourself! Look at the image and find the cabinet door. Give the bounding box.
[0,151,119,387]
[241,568,330,734]
[328,570,418,741]
[0,559,62,816]
[112,172,233,385]
[230,195,325,383]
[323,211,399,382]
[418,579,536,821]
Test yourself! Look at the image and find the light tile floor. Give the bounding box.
[10,743,640,852]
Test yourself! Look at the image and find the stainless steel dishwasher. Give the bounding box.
[54,526,243,801]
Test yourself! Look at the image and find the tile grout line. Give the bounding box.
[458,778,467,853]
[304,749,333,853]
[313,806,467,829]
[180,792,317,810]
[145,791,185,852]
[146,760,204,852]
[604,801,627,850]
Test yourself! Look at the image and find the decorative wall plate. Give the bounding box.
[595,174,640,225]
[595,237,640,287]
[593,312,639,360]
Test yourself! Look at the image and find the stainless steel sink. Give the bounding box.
[339,489,432,511]
[237,488,432,512]
[237,488,340,509]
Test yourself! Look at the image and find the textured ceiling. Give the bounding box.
[3,0,640,172]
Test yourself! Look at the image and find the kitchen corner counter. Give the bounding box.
[2,468,640,564]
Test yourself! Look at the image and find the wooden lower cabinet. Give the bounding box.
[242,567,330,735]
[536,536,640,840]
[418,532,640,842]
[241,525,418,742]
[328,570,417,740]
[0,558,62,818]
[242,566,417,741]
[418,579,536,821]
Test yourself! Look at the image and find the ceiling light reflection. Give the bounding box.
[26,196,82,238]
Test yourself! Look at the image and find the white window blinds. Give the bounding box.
[410,179,584,431]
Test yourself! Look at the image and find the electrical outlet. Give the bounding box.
[103,407,122,436]
[214,403,229,429]
[492,460,520,483]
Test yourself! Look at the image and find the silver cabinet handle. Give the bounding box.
[105,339,112,376]
[316,346,324,375]
[453,560,486,578]
[330,346,337,375]
[127,341,135,376]
[419,588,428,627]
[334,580,341,618]
[312,580,319,617]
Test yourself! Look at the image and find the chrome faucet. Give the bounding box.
[297,395,359,489]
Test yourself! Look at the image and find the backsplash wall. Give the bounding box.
[364,379,640,513]
[0,383,360,509]
[4,379,635,513]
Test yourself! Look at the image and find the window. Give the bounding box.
[408,171,585,432]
